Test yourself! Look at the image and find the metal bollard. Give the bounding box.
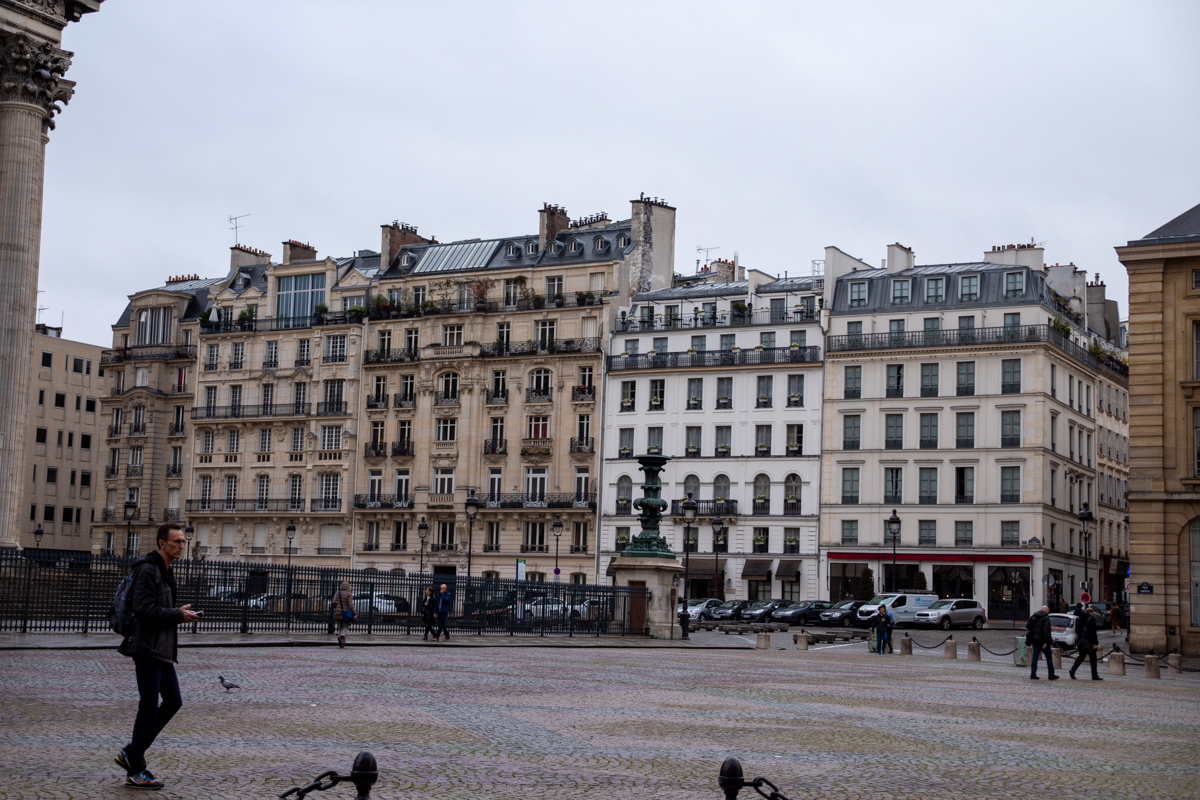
[1144,654,1161,679]
[967,641,981,661]
[1051,646,1062,671]
[944,636,957,659]
[280,751,377,799]
[1108,651,1125,676]
[794,634,808,651]
[1167,653,1182,674]
[755,632,771,649]
[900,635,912,655]
[1014,637,1028,667]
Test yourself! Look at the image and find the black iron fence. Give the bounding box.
[0,550,648,638]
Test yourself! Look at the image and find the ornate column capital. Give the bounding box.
[0,33,74,129]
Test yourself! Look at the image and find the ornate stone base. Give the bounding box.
[609,555,682,639]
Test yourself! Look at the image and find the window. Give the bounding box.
[955,521,973,547]
[54,392,65,409]
[885,414,903,449]
[886,364,903,397]
[786,424,803,454]
[690,335,707,352]
[720,333,736,351]
[1004,312,1021,330]
[959,275,978,301]
[716,376,733,407]
[546,276,563,297]
[41,351,53,368]
[1001,359,1021,393]
[226,430,239,453]
[891,280,910,304]
[686,378,703,409]
[920,413,938,448]
[755,425,771,455]
[844,365,862,398]
[649,379,665,410]
[889,319,905,336]
[958,315,975,330]
[921,363,938,396]
[919,520,936,546]
[1001,410,1021,447]
[620,380,636,411]
[756,375,772,407]
[527,415,550,439]
[46,467,58,484]
[1001,521,1020,548]
[647,426,663,453]
[652,336,668,352]
[787,374,804,406]
[790,329,806,347]
[712,474,731,503]
[844,281,868,310]
[434,417,457,443]
[843,415,861,449]
[957,361,974,395]
[685,426,702,454]
[276,273,326,322]
[80,471,91,488]
[956,412,975,448]
[618,427,634,456]
[884,468,903,504]
[35,427,47,444]
[847,321,863,337]
[320,425,343,451]
[919,468,937,504]
[925,278,944,303]
[955,466,974,503]
[1005,272,1024,297]
[759,331,776,349]
[324,335,347,362]
[842,468,860,503]
[841,520,859,545]
[715,426,731,455]
[1001,466,1021,503]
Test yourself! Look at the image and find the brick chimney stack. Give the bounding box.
[538,203,570,251]
[230,244,271,271]
[380,222,433,268]
[281,240,317,265]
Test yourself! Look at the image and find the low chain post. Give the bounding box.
[81,562,94,634]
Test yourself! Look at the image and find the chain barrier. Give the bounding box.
[970,636,1016,657]
[906,633,952,649]
[279,752,376,799]
[720,757,793,800]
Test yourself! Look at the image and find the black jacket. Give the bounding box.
[421,594,436,622]
[117,551,184,664]
[1074,613,1099,649]
[1026,610,1052,644]
[871,612,891,634]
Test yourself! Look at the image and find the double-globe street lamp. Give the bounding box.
[464,489,480,578]
[285,519,297,631]
[678,492,697,640]
[711,514,726,599]
[124,498,138,555]
[886,509,901,592]
[1077,502,1094,600]
[552,514,563,582]
[19,524,43,633]
[417,517,429,576]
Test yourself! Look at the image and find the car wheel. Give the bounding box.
[939,617,952,631]
[973,617,985,630]
[842,617,851,627]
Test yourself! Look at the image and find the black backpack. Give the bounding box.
[1024,614,1039,641]
[108,562,157,636]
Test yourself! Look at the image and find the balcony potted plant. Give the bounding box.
[786,494,799,504]
[686,444,699,456]
[619,445,631,456]
[758,394,770,404]
[468,277,495,312]
[584,290,596,305]
[756,442,769,453]
[687,347,697,354]
[313,302,328,323]
[785,535,799,545]
[788,392,801,403]
[575,290,587,306]
[347,304,368,323]
[754,344,765,351]
[197,308,211,325]
[753,533,767,544]
[647,444,661,454]
[616,531,629,543]
[716,444,730,455]
[421,300,440,315]
[236,307,255,331]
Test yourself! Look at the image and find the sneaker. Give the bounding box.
[125,771,163,790]
[115,750,131,771]
[1030,675,1040,680]
[1048,674,1060,681]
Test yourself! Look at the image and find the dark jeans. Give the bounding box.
[124,657,182,775]
[1071,644,1099,678]
[436,611,449,638]
[423,617,437,638]
[1030,641,1057,677]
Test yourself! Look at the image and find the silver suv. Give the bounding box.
[914,599,987,630]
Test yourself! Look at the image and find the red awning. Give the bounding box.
[826,552,1032,563]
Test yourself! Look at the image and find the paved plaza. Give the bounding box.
[0,640,1197,800]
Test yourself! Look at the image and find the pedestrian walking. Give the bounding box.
[1069,608,1104,681]
[331,581,355,648]
[885,606,895,653]
[871,605,891,655]
[1109,603,1124,634]
[421,587,437,641]
[435,583,452,641]
[115,523,200,790]
[1025,605,1059,680]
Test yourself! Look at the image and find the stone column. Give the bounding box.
[0,0,100,548]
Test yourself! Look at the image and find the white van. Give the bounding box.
[855,593,940,626]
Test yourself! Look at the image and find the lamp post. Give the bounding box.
[1077,502,1094,600]
[417,517,428,575]
[124,499,138,556]
[285,519,296,632]
[33,524,43,549]
[464,489,479,579]
[552,515,563,582]
[711,514,726,600]
[679,492,697,640]
[20,524,43,633]
[886,509,901,592]
[184,522,198,633]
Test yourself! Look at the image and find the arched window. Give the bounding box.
[439,372,459,398]
[593,236,606,252]
[530,368,552,392]
[506,243,519,257]
[785,474,801,500]
[713,474,730,502]
[568,239,581,253]
[525,241,537,255]
[684,474,700,500]
[617,475,633,504]
[754,474,771,501]
[617,234,630,248]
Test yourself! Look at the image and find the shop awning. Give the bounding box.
[775,560,802,580]
[741,560,773,579]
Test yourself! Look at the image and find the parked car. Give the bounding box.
[914,599,987,630]
[818,600,868,627]
[1049,612,1080,651]
[854,593,940,627]
[524,597,567,617]
[741,600,792,622]
[679,598,722,620]
[710,600,751,621]
[352,591,399,614]
[771,600,835,625]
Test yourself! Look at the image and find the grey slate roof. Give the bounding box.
[1128,202,1200,246]
[113,276,225,327]
[827,261,1058,317]
[633,280,750,302]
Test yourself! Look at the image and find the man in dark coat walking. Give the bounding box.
[434,583,452,641]
[115,523,199,789]
[1069,607,1104,681]
[1026,605,1059,680]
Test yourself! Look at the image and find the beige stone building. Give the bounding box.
[21,323,104,551]
[94,277,205,555]
[1117,201,1200,654]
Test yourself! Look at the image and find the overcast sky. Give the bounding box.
[39,0,1200,346]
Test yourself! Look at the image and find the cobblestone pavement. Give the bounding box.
[1,642,1197,800]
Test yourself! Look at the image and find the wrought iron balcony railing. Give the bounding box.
[485,390,508,405]
[192,403,311,420]
[617,307,817,331]
[525,388,553,404]
[607,345,821,372]
[393,393,416,408]
[364,348,420,365]
[570,437,595,453]
[186,498,307,513]
[100,344,197,364]
[392,440,415,457]
[316,401,348,416]
[353,494,413,509]
[668,499,738,516]
[483,439,507,455]
[479,337,603,358]
[571,386,595,401]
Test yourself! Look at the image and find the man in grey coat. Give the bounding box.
[1026,605,1059,681]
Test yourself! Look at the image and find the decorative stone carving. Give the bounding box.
[0,34,74,129]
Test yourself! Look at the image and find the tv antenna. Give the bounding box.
[229,213,251,245]
[696,245,720,270]
[35,289,45,323]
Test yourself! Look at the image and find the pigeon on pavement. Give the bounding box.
[218,675,240,692]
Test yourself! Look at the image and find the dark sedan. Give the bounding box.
[771,600,835,625]
[740,600,792,622]
[817,600,868,627]
[710,600,751,621]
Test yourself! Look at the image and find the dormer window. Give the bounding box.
[891,280,910,305]
[593,236,608,252]
[505,243,520,257]
[960,274,979,301]
[1005,272,1024,298]
[617,234,630,248]
[925,277,944,303]
[567,239,582,254]
[849,281,867,308]
[400,253,413,267]
[525,241,537,255]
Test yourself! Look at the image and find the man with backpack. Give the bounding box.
[1025,605,1059,681]
[113,522,199,789]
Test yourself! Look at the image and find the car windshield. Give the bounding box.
[687,599,709,607]
[717,601,741,608]
[748,601,773,609]
[867,595,894,605]
[833,601,858,609]
[928,600,954,609]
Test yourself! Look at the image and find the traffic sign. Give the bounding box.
[554,567,560,575]
[1080,591,1091,604]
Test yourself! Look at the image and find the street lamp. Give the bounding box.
[552,515,563,582]
[464,488,480,579]
[886,509,901,592]
[183,522,197,632]
[184,522,194,559]
[124,498,138,556]
[679,492,697,640]
[20,524,44,632]
[1077,502,1094,600]
[711,514,726,600]
[284,519,297,631]
[33,524,43,549]
[417,517,429,575]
